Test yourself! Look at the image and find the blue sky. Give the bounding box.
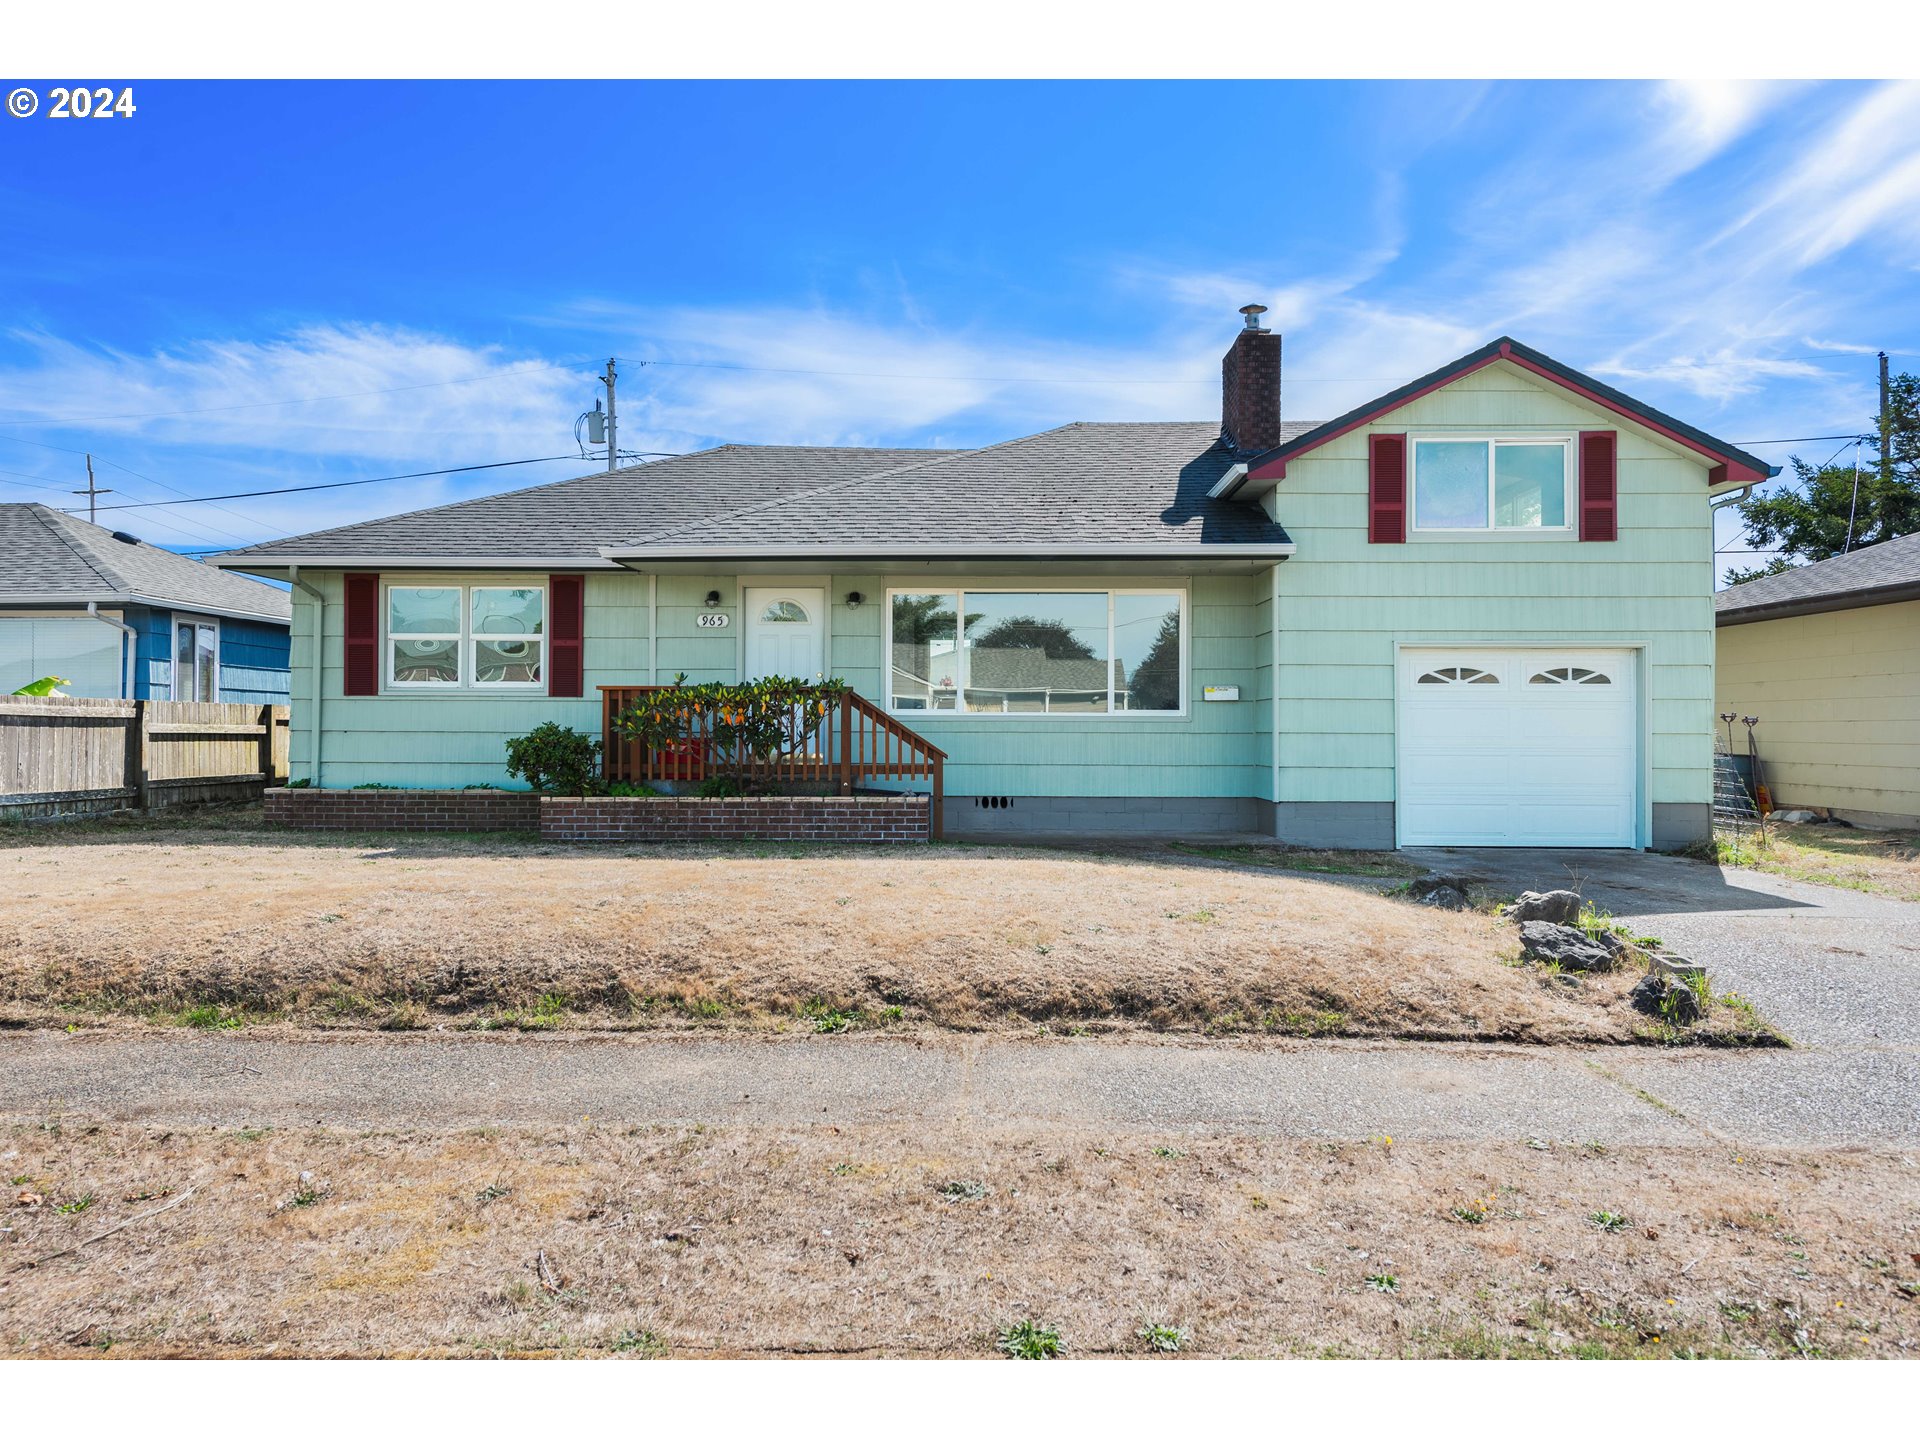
[1,79,1916,577]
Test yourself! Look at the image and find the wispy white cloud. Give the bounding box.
[1651,80,1801,178]
[0,325,586,464]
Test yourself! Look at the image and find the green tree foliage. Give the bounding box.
[1126,612,1182,711]
[972,616,1096,660]
[1730,371,1919,583]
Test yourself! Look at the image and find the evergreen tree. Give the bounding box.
[1729,371,1919,583]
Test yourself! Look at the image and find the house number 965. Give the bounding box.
[696,612,730,628]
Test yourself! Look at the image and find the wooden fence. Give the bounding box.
[0,696,290,821]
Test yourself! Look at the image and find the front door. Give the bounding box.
[743,587,826,682]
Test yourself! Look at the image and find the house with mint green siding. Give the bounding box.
[210,312,1775,849]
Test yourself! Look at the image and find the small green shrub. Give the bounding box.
[1138,1322,1187,1353]
[504,722,602,796]
[996,1319,1063,1359]
[696,775,748,799]
[603,781,661,798]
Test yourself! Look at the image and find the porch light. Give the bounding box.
[845,591,864,609]
[704,590,722,608]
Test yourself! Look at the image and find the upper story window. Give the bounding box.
[886,587,1186,716]
[1412,437,1570,532]
[388,585,544,690]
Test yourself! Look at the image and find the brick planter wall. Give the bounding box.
[539,794,930,843]
[264,787,540,832]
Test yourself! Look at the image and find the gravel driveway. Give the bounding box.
[1406,845,1920,1145]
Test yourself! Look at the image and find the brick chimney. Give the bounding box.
[1221,303,1282,453]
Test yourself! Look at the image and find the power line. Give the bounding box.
[1730,432,1875,445]
[0,358,595,427]
[70,453,637,512]
[0,434,261,545]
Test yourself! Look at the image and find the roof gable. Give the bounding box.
[1236,337,1776,495]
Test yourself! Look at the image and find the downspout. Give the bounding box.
[289,567,325,787]
[1269,564,1281,835]
[85,602,139,700]
[647,572,658,683]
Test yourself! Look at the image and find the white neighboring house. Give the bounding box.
[0,503,291,702]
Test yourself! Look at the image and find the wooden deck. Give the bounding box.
[600,686,946,838]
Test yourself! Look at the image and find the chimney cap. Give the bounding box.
[1238,303,1269,330]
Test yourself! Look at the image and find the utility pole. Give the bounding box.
[603,358,618,473]
[1881,350,1893,494]
[72,453,112,523]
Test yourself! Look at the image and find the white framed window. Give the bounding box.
[884,586,1186,717]
[1411,436,1572,532]
[386,584,544,691]
[171,616,219,701]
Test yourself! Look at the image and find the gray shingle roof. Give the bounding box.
[609,422,1306,555]
[214,446,953,564]
[1716,531,1920,623]
[0,504,291,621]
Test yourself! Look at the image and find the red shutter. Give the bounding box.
[1368,433,1407,543]
[1579,430,1618,541]
[343,572,379,696]
[549,574,584,697]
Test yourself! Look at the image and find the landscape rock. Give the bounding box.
[1517,921,1616,972]
[1407,875,1472,910]
[1651,953,1706,981]
[1630,971,1703,1024]
[1506,889,1582,925]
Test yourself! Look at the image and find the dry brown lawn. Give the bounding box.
[1722,821,1920,904]
[3,1119,1913,1358]
[0,817,1767,1044]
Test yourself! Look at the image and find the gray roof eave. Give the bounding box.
[207,554,626,573]
[0,592,291,625]
[1716,577,1920,627]
[599,541,1298,562]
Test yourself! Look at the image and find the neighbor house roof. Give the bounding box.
[600,422,1305,560]
[1715,531,1920,625]
[1227,337,1778,497]
[210,446,956,567]
[0,503,291,623]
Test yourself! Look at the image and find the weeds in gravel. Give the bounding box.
[938,1178,989,1203]
[54,1193,95,1215]
[1589,1209,1629,1233]
[1365,1273,1401,1293]
[996,1319,1063,1359]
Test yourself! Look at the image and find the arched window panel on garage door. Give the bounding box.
[1528,665,1612,685]
[1415,665,1499,685]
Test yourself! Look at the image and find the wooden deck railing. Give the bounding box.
[600,685,947,837]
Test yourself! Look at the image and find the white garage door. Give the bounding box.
[1397,648,1638,848]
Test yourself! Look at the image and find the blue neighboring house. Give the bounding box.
[1,503,291,703]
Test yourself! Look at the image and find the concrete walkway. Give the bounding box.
[4,852,1914,1149]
